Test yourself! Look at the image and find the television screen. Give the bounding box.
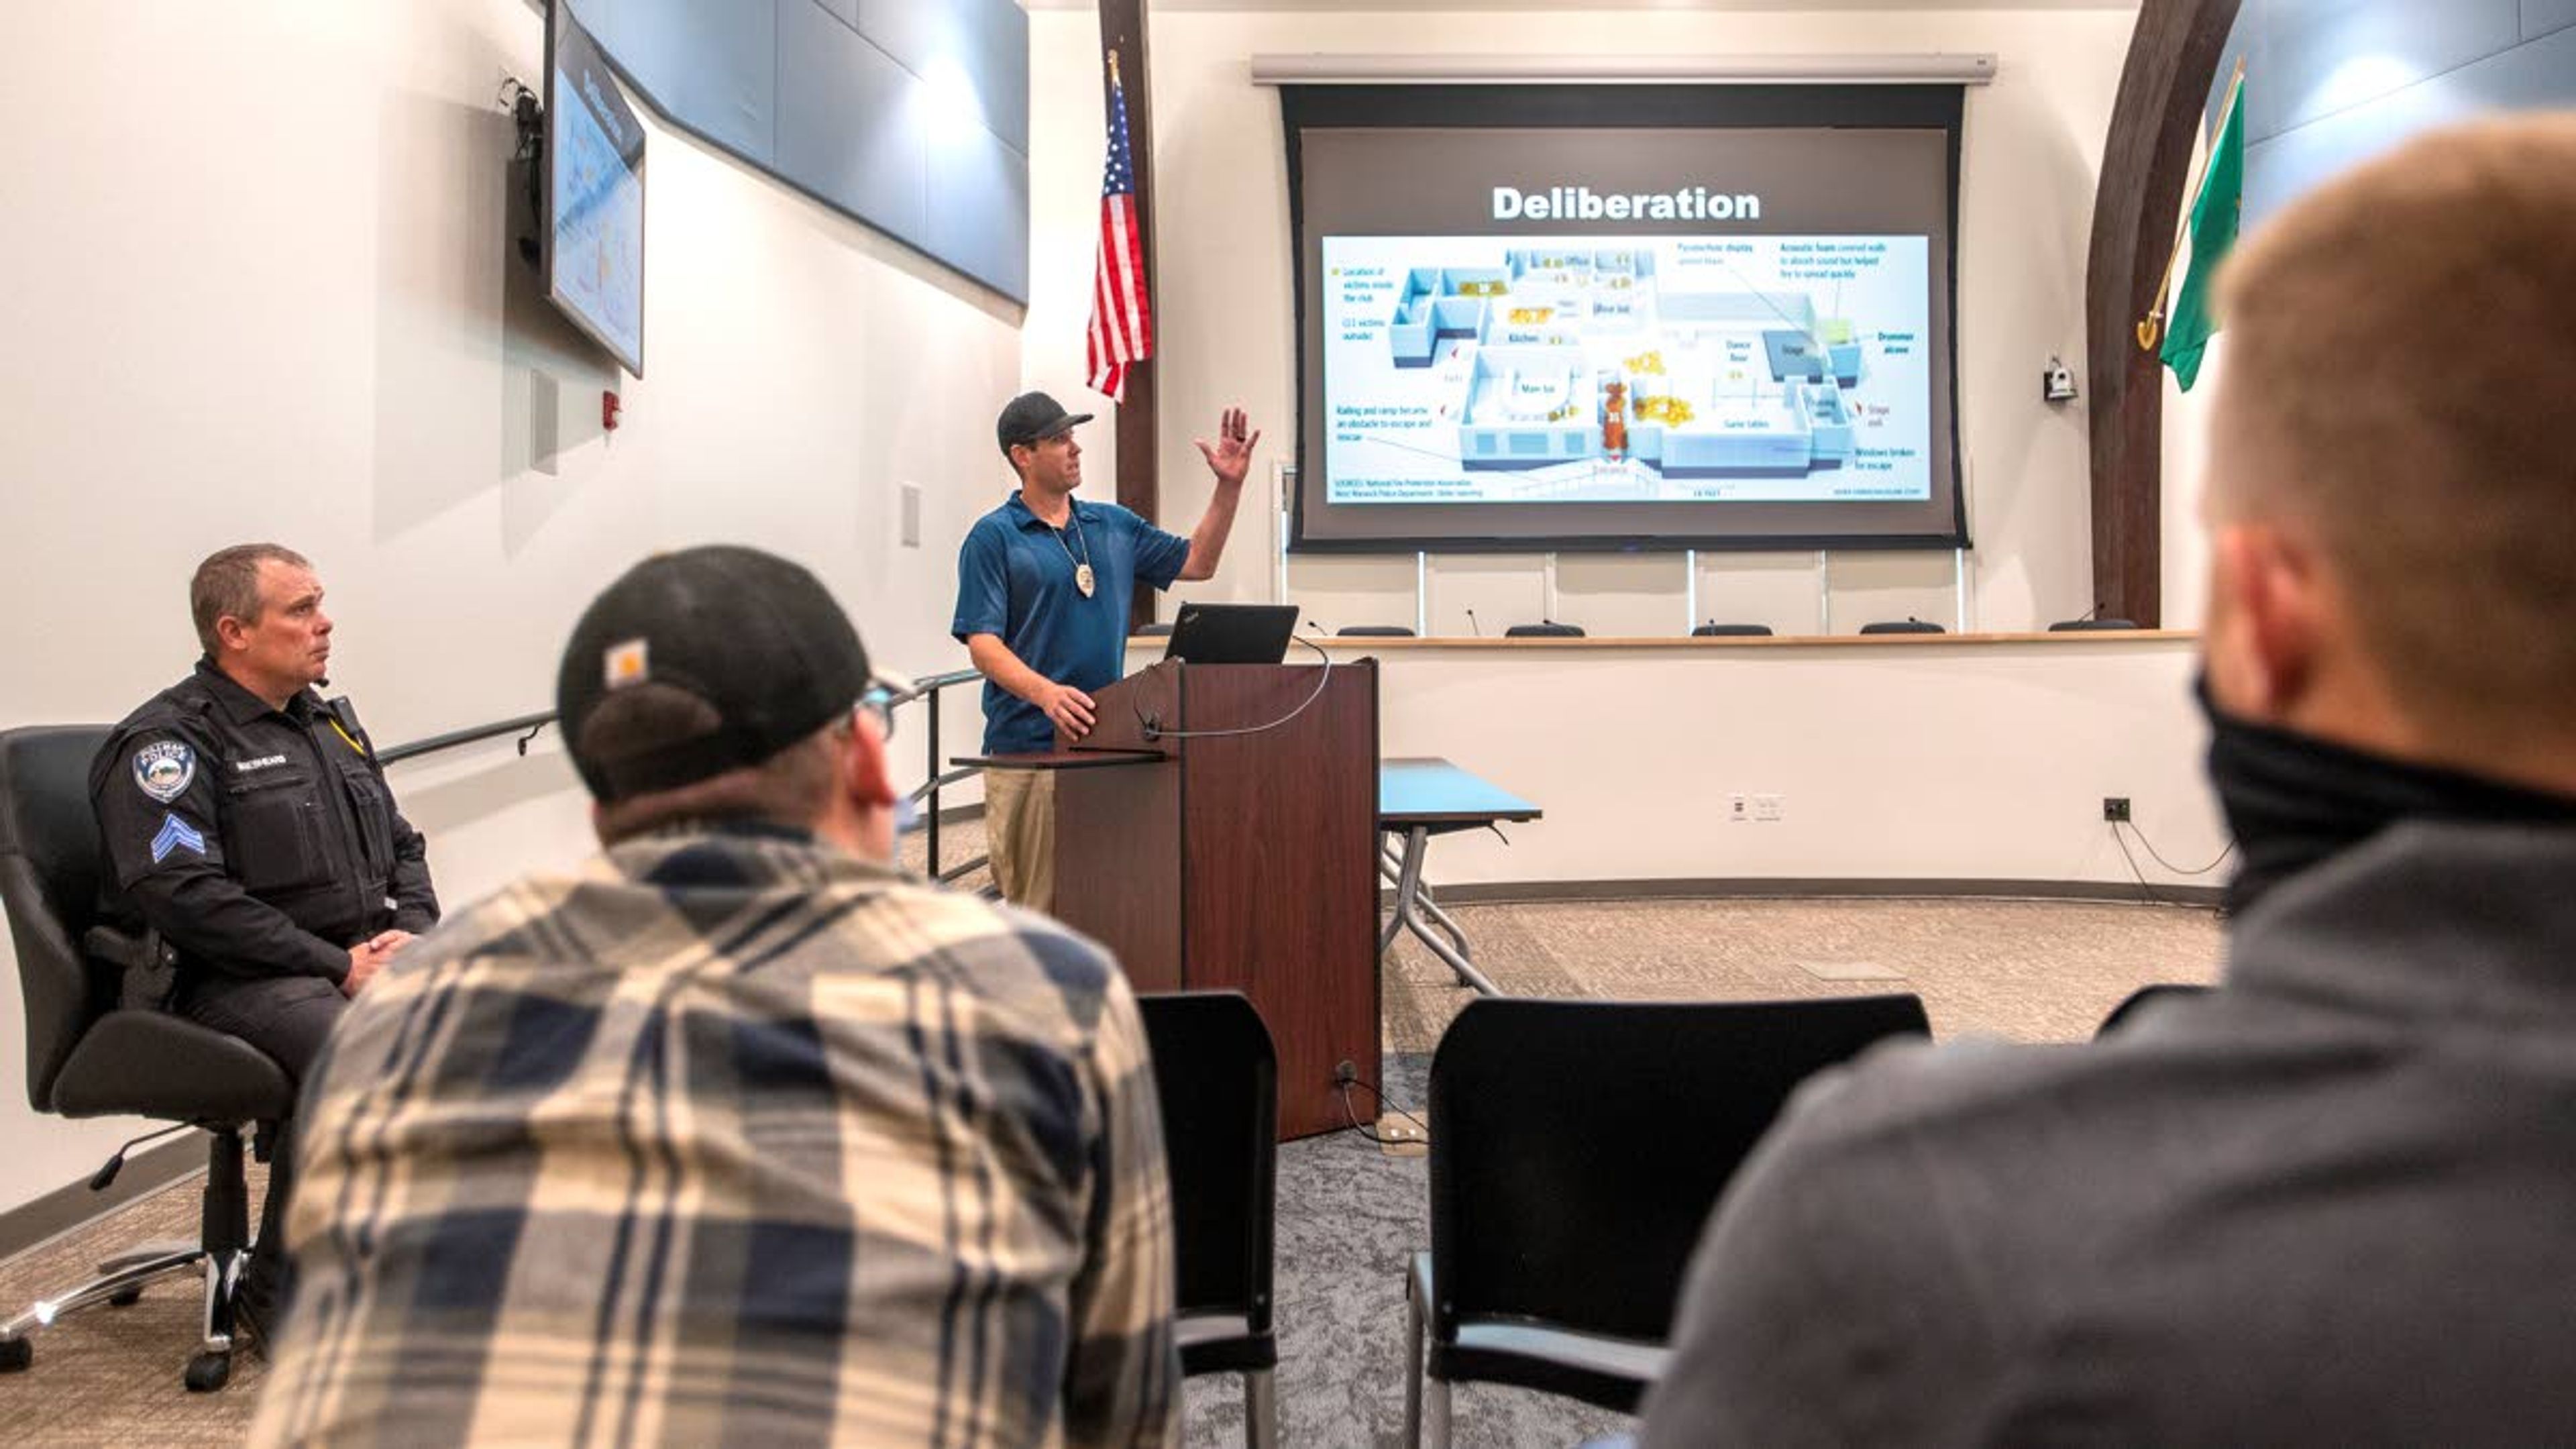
[545,1,645,376]
[1283,85,1966,553]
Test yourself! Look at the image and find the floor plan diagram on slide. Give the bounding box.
[1322,235,1934,506]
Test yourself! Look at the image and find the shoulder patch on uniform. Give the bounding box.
[132,741,196,802]
[149,813,207,864]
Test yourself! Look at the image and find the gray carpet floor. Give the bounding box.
[0,891,2224,1446]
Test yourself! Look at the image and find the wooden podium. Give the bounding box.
[1000,658,1380,1140]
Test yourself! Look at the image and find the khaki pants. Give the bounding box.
[983,767,1057,913]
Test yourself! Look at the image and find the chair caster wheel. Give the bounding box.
[184,1350,231,1392]
[0,1337,30,1373]
[108,1288,144,1307]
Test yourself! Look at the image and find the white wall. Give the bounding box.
[0,0,1020,1214]
[1134,634,2228,890]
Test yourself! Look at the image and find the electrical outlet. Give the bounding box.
[1729,794,1750,822]
[1754,794,1784,822]
[2102,796,2132,822]
[1334,1059,1357,1086]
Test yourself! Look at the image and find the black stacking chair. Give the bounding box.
[1403,994,1932,1447]
[1136,621,1176,637]
[1504,622,1585,637]
[1690,623,1774,637]
[1138,991,1279,1448]
[2049,618,2141,631]
[2096,982,2212,1038]
[1337,625,1417,637]
[0,726,293,1393]
[1859,619,1945,634]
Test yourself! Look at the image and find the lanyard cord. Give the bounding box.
[1051,513,1092,574]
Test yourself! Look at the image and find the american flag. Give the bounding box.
[1086,61,1152,402]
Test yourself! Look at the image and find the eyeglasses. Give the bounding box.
[854,669,914,742]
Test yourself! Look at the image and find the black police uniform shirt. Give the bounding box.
[89,659,439,984]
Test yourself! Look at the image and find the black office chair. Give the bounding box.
[1690,623,1774,637]
[2096,982,2212,1038]
[1136,621,1176,637]
[1403,994,1932,1447]
[1859,619,1945,634]
[0,726,292,1393]
[1504,622,1585,637]
[1138,991,1279,1448]
[1337,625,1417,637]
[2049,618,2141,631]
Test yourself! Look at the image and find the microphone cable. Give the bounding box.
[1130,633,1338,741]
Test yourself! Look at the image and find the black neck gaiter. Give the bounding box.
[2199,679,2576,914]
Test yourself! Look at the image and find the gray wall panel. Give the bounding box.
[2246,23,2576,221]
[2526,0,2576,40]
[924,122,1030,300]
[856,0,1029,152]
[584,0,778,164]
[554,0,1029,301]
[2256,0,2520,138]
[777,0,928,250]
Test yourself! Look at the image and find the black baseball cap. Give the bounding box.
[996,390,1093,457]
[556,545,871,804]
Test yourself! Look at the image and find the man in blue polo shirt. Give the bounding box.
[954,390,1259,909]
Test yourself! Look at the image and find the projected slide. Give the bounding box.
[1323,235,1931,505]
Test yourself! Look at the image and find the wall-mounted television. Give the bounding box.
[544,0,646,376]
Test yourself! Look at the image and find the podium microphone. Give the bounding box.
[1465,608,1481,637]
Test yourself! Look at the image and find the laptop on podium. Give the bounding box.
[1163,603,1300,664]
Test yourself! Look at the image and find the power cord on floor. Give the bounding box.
[2110,818,2236,912]
[1336,1075,1430,1148]
[2116,819,2236,877]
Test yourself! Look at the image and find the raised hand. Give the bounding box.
[1194,406,1261,490]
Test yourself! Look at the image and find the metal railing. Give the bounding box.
[374,667,993,883]
[377,711,555,767]
[877,669,987,885]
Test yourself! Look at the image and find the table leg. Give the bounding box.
[1382,825,1500,996]
[1381,834,1477,967]
[1411,878,1474,961]
[1378,833,1411,956]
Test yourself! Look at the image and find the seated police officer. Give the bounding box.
[88,542,439,1341]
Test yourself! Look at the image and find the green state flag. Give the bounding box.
[2160,86,2245,392]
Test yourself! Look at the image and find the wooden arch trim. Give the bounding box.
[2084,0,2241,627]
[1097,0,1161,631]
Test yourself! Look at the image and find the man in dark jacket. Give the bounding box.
[1644,115,2576,1446]
[89,542,437,1341]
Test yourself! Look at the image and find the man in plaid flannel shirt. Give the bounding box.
[251,546,1179,1447]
